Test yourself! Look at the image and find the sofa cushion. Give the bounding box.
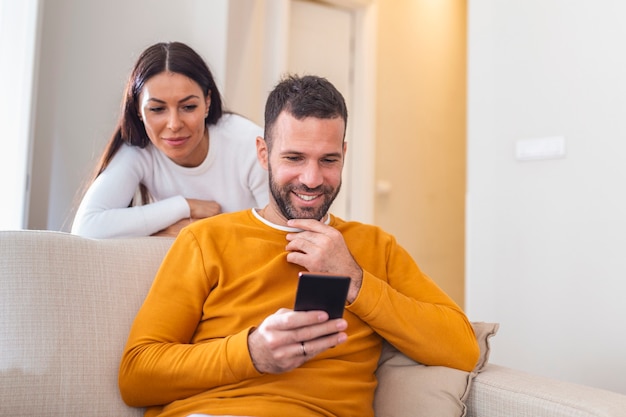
[0,231,174,417]
[373,321,499,417]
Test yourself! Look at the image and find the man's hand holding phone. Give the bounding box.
[247,308,347,374]
[248,272,350,374]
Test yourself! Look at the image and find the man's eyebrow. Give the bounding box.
[318,151,343,159]
[280,150,343,158]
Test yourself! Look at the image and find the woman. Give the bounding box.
[71,42,268,238]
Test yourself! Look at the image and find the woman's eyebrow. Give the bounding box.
[146,95,200,104]
[177,95,201,103]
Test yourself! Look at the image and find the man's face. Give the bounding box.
[257,111,346,224]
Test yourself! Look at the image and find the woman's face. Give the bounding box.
[138,71,211,167]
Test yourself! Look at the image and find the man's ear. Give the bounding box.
[256,136,269,170]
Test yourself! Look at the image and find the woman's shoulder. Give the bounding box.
[103,143,171,181]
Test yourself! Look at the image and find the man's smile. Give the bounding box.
[295,193,320,202]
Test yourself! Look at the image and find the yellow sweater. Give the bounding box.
[119,209,479,417]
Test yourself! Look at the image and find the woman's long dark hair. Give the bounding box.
[93,41,224,204]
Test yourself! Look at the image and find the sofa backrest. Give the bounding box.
[0,230,174,417]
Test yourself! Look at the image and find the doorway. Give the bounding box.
[287,0,354,218]
[225,0,375,222]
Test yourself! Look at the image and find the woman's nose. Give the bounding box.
[167,111,183,131]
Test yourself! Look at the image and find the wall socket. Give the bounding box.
[515,136,566,161]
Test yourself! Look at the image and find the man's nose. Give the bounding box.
[299,161,324,189]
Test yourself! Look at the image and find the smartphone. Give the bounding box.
[294,272,350,319]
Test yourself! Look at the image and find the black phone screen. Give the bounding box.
[294,272,350,319]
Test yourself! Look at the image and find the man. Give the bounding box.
[119,75,479,417]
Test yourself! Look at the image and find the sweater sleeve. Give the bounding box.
[71,146,190,238]
[118,229,262,407]
[346,236,480,372]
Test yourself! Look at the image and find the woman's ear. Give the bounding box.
[256,136,269,170]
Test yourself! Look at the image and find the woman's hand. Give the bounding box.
[186,199,222,219]
[151,218,194,237]
[151,200,221,237]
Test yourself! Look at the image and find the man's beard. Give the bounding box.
[268,167,341,221]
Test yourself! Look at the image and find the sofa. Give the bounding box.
[1,229,625,417]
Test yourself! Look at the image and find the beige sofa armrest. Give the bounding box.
[467,364,626,417]
[0,230,173,417]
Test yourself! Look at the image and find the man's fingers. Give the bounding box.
[292,318,348,343]
[296,331,348,358]
[265,309,329,331]
[264,310,347,346]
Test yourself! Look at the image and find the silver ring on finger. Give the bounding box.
[301,341,307,356]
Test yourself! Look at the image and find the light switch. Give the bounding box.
[515,136,566,161]
[376,180,392,196]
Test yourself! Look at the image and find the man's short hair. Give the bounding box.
[263,74,348,150]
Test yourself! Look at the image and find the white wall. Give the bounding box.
[467,0,626,394]
[28,0,229,230]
